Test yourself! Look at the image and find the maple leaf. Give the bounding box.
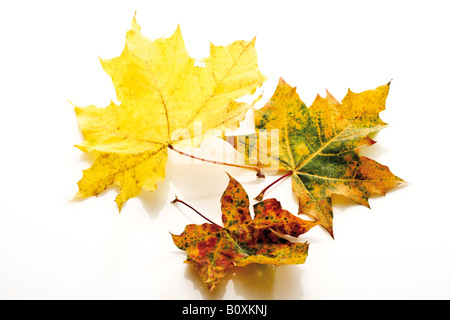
[73,16,266,210]
[171,174,318,291]
[231,78,403,237]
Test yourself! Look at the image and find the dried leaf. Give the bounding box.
[73,16,266,210]
[232,78,403,237]
[172,174,317,291]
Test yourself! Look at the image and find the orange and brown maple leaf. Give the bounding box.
[171,174,318,291]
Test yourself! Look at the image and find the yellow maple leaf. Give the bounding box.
[74,17,266,210]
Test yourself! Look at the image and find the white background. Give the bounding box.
[1,0,449,299]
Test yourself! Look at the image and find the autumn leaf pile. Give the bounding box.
[73,17,403,292]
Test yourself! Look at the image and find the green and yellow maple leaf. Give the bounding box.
[73,17,266,210]
[172,174,318,291]
[232,78,403,237]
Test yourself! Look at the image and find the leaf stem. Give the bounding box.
[171,195,221,227]
[254,171,294,201]
[168,144,265,178]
